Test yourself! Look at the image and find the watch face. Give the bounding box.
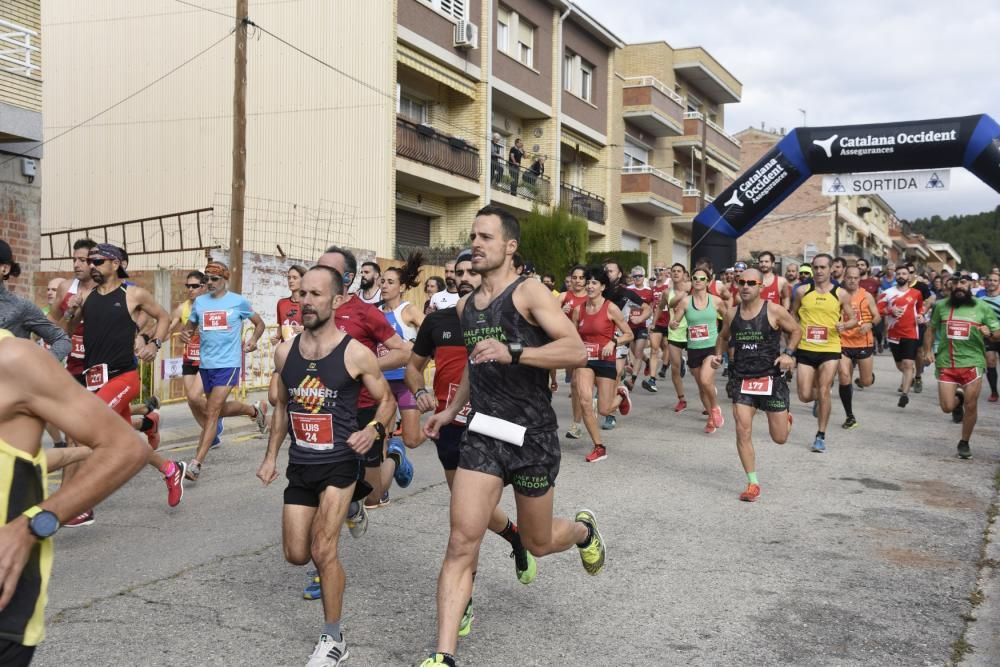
[32,511,59,538]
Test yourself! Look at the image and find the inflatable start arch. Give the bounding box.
[691,114,1000,266]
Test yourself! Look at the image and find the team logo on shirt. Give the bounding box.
[290,375,337,412]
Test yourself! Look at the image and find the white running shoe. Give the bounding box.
[306,633,349,666]
[255,400,269,433]
[346,502,368,539]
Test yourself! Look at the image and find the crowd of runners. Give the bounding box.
[1,213,999,666]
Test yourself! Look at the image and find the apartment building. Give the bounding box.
[734,127,893,266]
[0,0,41,295]
[40,1,742,273]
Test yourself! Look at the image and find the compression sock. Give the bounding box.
[747,471,759,485]
[139,416,154,432]
[386,445,401,468]
[989,367,998,395]
[838,383,854,418]
[323,621,342,641]
[495,519,524,551]
[816,431,826,440]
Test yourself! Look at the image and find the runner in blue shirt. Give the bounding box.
[182,261,268,481]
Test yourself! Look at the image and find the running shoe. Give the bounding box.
[254,400,269,433]
[913,376,923,393]
[565,423,583,439]
[210,419,224,449]
[458,599,474,637]
[512,547,537,584]
[64,510,95,527]
[957,440,972,460]
[365,491,390,510]
[303,570,322,600]
[145,410,161,450]
[658,365,667,379]
[601,415,616,430]
[575,509,605,575]
[165,460,186,507]
[679,359,687,378]
[711,406,724,429]
[388,438,414,488]
[953,389,965,423]
[585,444,607,463]
[185,459,201,481]
[989,394,999,403]
[842,416,858,430]
[346,501,368,539]
[898,394,909,408]
[623,374,635,392]
[703,418,716,434]
[855,378,865,390]
[811,435,826,453]
[739,483,761,502]
[722,366,729,378]
[673,398,688,413]
[144,395,160,413]
[641,377,658,393]
[306,633,349,667]
[617,386,631,415]
[420,654,457,667]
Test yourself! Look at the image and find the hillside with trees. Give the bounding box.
[909,206,1000,273]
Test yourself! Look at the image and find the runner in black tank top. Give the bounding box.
[83,285,137,377]
[714,269,801,503]
[258,265,396,666]
[420,207,606,666]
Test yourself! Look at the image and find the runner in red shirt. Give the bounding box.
[877,265,925,405]
[276,264,307,342]
[757,252,790,309]
[560,265,589,439]
[623,267,653,391]
[645,261,671,393]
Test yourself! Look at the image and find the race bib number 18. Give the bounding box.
[290,412,334,450]
[71,334,85,359]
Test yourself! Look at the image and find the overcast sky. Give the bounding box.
[583,0,1000,221]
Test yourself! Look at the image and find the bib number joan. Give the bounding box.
[203,310,229,331]
[85,363,109,391]
[740,376,773,396]
[946,320,972,340]
[806,326,828,343]
[688,324,710,341]
[290,412,334,450]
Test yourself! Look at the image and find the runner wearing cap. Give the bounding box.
[0,240,71,360]
[623,266,653,391]
[181,261,269,481]
[728,261,748,303]
[923,273,1000,459]
[644,261,671,392]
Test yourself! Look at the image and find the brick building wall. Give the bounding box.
[1,157,41,298]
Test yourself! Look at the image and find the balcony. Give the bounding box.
[491,162,551,206]
[620,165,683,216]
[679,112,742,170]
[395,117,479,181]
[560,183,605,224]
[621,77,684,137]
[673,47,742,104]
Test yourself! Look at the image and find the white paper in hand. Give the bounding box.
[468,412,526,447]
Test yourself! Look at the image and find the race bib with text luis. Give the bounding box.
[290,412,334,450]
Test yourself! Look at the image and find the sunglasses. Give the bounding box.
[654,268,667,272]
[207,275,223,282]
[86,258,108,266]
[798,272,810,276]
[631,274,645,279]
[185,283,204,289]
[692,276,709,282]
[737,279,760,287]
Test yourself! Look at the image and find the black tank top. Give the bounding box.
[82,284,138,376]
[461,277,557,434]
[730,301,781,379]
[281,334,360,465]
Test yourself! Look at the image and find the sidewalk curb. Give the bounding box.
[957,468,1000,666]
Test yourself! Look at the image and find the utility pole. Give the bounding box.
[833,195,840,256]
[698,112,708,212]
[228,0,249,292]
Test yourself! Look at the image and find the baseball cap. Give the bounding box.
[0,240,13,265]
[799,265,813,276]
[971,272,980,281]
[734,261,748,271]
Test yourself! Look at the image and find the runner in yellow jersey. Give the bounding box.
[792,253,856,453]
[0,329,147,665]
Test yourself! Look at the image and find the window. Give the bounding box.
[397,86,427,124]
[563,53,574,92]
[623,140,647,169]
[580,60,593,102]
[427,0,466,21]
[517,18,534,67]
[497,7,510,53]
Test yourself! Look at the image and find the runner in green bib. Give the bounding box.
[923,273,1000,459]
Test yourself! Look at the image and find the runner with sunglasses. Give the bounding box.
[653,264,691,412]
[671,268,727,433]
[713,268,799,502]
[792,253,856,453]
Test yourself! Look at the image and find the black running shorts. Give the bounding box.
[842,346,874,361]
[687,347,715,369]
[284,459,368,507]
[630,326,649,341]
[795,349,841,367]
[0,640,35,667]
[727,375,790,412]
[585,360,617,380]
[434,423,464,471]
[182,362,199,376]
[651,325,670,335]
[459,428,560,497]
[355,405,385,468]
[889,338,919,362]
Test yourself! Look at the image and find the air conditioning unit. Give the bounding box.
[454,20,478,49]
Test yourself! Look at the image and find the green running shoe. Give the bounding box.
[512,547,537,584]
[458,599,474,637]
[575,509,605,576]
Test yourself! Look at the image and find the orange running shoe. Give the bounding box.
[739,483,761,502]
[585,445,607,463]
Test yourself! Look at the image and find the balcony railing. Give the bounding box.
[0,18,39,79]
[681,112,742,164]
[623,76,685,105]
[622,76,685,135]
[560,183,605,223]
[396,117,479,180]
[491,162,550,205]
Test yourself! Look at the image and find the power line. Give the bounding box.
[0,30,234,168]
[43,0,301,27]
[172,0,235,20]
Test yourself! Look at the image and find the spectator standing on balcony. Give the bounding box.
[508,138,525,196]
[525,154,546,187]
[491,133,504,185]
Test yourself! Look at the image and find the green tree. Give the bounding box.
[517,206,589,278]
[909,205,1000,273]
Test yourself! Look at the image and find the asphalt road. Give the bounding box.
[31,352,1000,666]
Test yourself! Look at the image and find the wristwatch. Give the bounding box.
[23,506,60,539]
[151,338,162,349]
[367,420,387,440]
[783,348,796,356]
[507,341,524,364]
